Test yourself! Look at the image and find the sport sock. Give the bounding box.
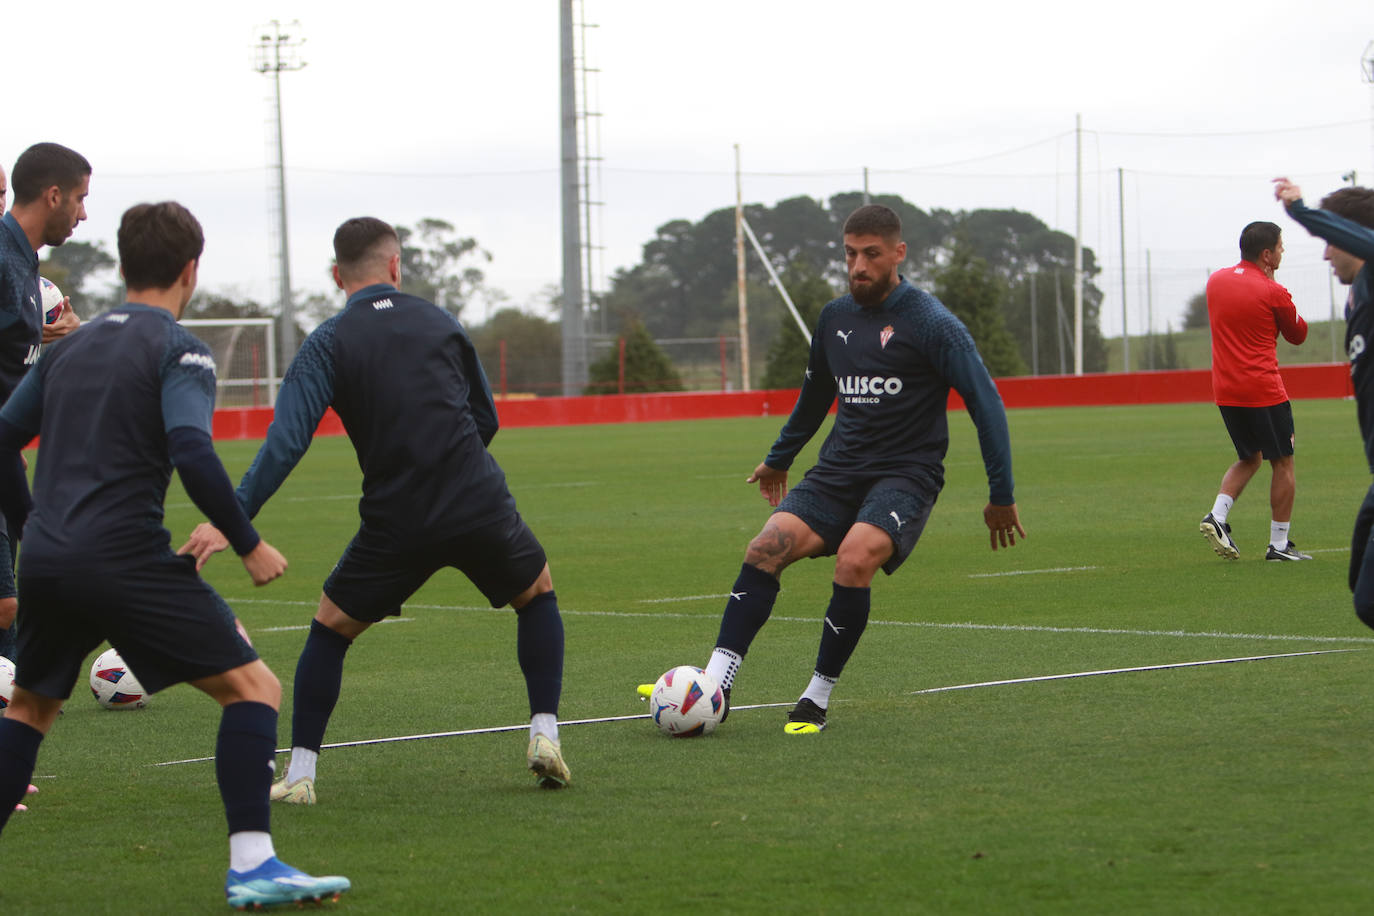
[229,830,276,874]
[1271,520,1291,550]
[711,563,781,680]
[705,647,743,690]
[285,747,318,785]
[216,701,278,837]
[1211,494,1234,524]
[800,672,836,709]
[0,718,42,835]
[291,619,352,753]
[530,712,559,743]
[516,591,564,717]
[814,583,871,679]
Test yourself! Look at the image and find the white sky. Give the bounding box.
[6,0,1374,354]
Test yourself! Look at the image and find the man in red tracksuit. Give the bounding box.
[1199,220,1310,561]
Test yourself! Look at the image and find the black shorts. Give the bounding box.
[324,511,548,620]
[1219,402,1295,460]
[0,530,14,601]
[14,552,258,699]
[774,471,939,575]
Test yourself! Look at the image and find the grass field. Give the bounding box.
[4,399,1374,914]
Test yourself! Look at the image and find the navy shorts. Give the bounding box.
[0,530,14,601]
[774,471,939,575]
[14,552,258,699]
[324,511,548,620]
[1219,402,1295,460]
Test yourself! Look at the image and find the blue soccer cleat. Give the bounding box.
[225,856,350,910]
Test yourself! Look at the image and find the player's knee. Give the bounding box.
[0,596,15,629]
[834,549,883,588]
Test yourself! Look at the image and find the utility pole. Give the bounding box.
[559,0,587,395]
[254,21,305,363]
[1073,113,1083,376]
[1118,167,1128,373]
[735,144,750,391]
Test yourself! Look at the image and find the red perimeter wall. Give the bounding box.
[209,364,1353,440]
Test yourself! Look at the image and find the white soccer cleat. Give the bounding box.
[268,775,316,805]
[527,734,571,789]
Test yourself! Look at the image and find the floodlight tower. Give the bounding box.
[254,21,305,361]
[1364,40,1374,179]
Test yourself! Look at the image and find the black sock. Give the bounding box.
[216,701,278,835]
[517,591,564,716]
[0,718,42,835]
[291,619,352,751]
[814,583,871,679]
[714,563,781,656]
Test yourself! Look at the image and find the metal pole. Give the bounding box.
[1073,113,1083,375]
[863,167,870,205]
[735,144,751,391]
[1118,167,1128,373]
[1029,271,1038,376]
[559,1,587,395]
[1146,249,1155,370]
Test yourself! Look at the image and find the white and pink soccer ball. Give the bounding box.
[39,277,64,325]
[89,648,149,710]
[0,656,15,710]
[649,665,725,737]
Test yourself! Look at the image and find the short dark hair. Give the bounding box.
[842,205,902,242]
[1320,187,1374,230]
[11,142,91,205]
[334,217,399,279]
[1239,221,1282,262]
[117,202,204,290]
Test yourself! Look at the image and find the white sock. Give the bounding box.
[530,712,559,743]
[1211,494,1234,524]
[705,648,742,690]
[229,830,276,874]
[800,672,837,710]
[285,747,318,784]
[1271,521,1291,549]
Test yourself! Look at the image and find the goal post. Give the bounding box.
[181,318,278,407]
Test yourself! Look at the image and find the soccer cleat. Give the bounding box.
[225,856,350,910]
[1199,513,1239,559]
[527,734,571,789]
[1265,540,1313,561]
[783,697,827,735]
[268,776,316,806]
[636,683,654,699]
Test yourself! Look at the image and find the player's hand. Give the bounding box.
[1272,177,1302,205]
[748,463,788,507]
[178,522,229,571]
[984,502,1026,550]
[241,540,287,586]
[40,302,79,343]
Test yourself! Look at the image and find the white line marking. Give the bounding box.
[152,650,1357,767]
[911,649,1360,694]
[638,594,731,604]
[1306,547,1348,555]
[256,617,415,633]
[969,565,1098,578]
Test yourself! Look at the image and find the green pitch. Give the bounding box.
[4,400,1373,914]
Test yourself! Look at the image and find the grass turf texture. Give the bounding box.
[4,399,1373,914]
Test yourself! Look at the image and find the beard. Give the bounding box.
[849,273,896,306]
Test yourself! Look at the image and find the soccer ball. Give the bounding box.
[89,648,149,710]
[0,656,14,710]
[39,277,64,324]
[649,665,725,737]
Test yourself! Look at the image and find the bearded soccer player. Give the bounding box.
[1275,177,1374,626]
[640,204,1024,734]
[0,201,350,909]
[1197,221,1309,561]
[182,216,569,798]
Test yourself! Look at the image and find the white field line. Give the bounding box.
[151,649,1356,768]
[224,596,1374,646]
[968,565,1098,578]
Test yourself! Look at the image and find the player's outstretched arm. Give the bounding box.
[177,522,229,570]
[241,539,287,586]
[747,462,788,508]
[984,502,1026,551]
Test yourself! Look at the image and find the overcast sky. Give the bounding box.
[6,0,1373,354]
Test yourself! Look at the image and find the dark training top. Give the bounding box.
[0,305,260,574]
[765,278,1014,504]
[1284,199,1374,471]
[235,283,514,540]
[0,212,43,402]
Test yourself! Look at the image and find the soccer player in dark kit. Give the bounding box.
[641,204,1025,733]
[0,201,350,909]
[1274,177,1374,627]
[182,216,570,798]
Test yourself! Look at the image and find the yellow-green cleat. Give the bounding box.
[783,697,827,735]
[268,776,316,805]
[527,734,571,789]
[636,683,654,699]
